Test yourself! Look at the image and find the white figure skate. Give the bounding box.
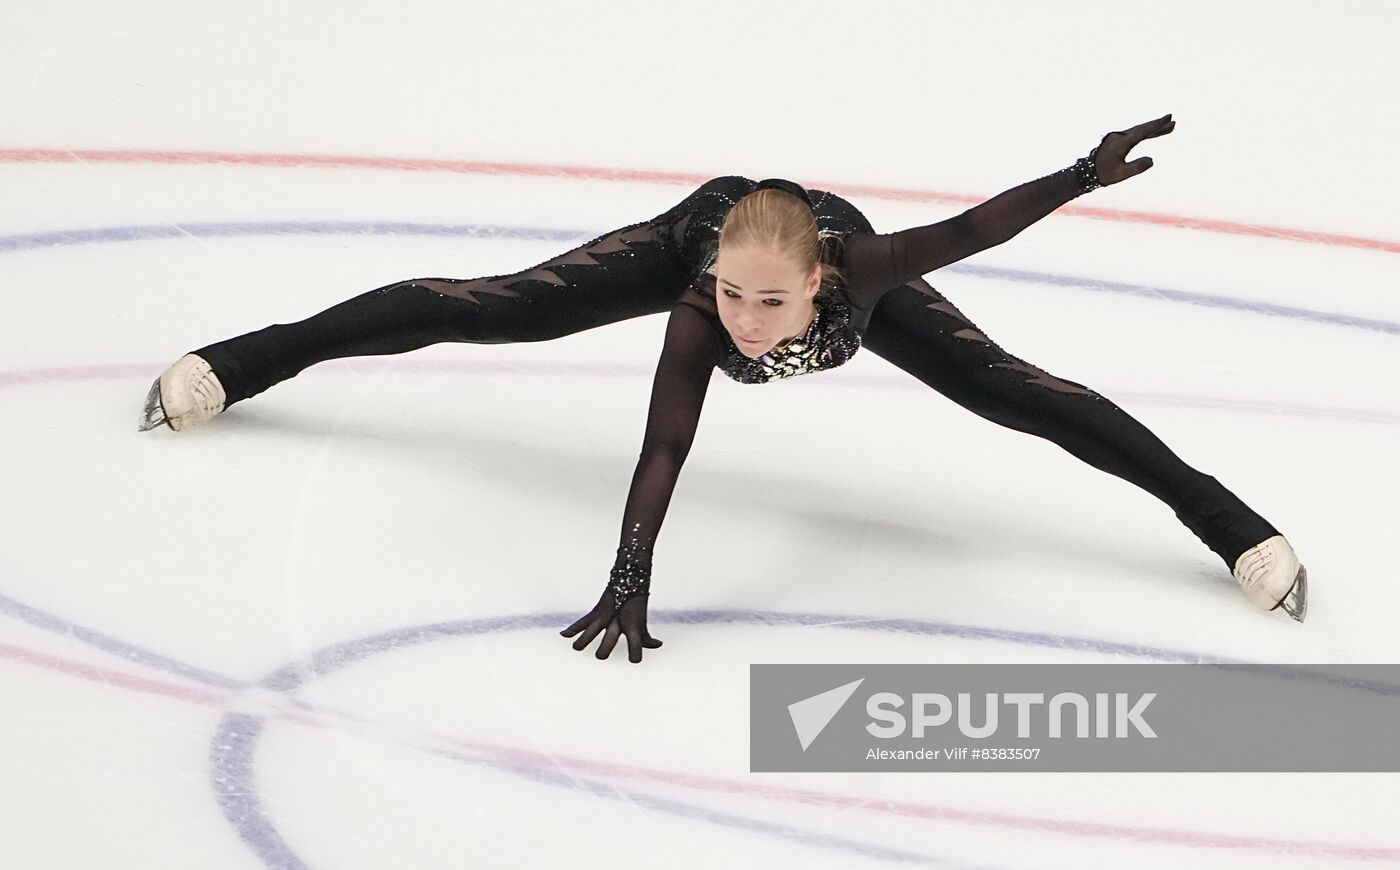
[1233,535,1307,622]
[138,353,226,432]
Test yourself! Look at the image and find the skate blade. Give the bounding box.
[1273,565,1308,623]
[137,377,170,432]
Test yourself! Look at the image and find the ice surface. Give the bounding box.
[1,1,1397,867]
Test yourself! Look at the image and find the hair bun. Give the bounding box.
[753,178,814,210]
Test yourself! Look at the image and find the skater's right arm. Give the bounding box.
[561,297,727,662]
[620,300,726,556]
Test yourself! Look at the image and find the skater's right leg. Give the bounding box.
[140,208,697,431]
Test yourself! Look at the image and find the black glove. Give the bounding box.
[1090,113,1176,187]
[560,547,663,663]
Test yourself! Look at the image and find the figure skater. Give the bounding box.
[138,113,1307,663]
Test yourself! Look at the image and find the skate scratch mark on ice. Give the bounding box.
[1,147,1397,255]
[0,220,1395,339]
[2,595,1399,863]
[798,617,900,629]
[17,63,244,270]
[0,590,245,689]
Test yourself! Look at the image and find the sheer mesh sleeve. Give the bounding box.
[839,217,987,306]
[839,159,1088,307]
[612,290,728,574]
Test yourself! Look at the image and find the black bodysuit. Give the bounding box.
[191,171,1280,601]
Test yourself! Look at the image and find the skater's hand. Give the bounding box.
[560,589,663,663]
[1093,113,1175,186]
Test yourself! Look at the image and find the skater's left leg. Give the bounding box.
[860,277,1281,573]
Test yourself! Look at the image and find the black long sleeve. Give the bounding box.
[841,160,1088,305]
[612,291,727,573]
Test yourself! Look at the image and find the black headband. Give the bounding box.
[753,177,814,210]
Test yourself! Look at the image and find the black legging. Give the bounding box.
[191,186,1278,572]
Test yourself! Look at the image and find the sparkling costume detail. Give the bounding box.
[709,179,866,384]
[719,288,863,384]
[1071,145,1105,195]
[607,522,653,608]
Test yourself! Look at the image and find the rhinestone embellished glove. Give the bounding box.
[1056,113,1177,201]
[605,544,652,610]
[958,114,1176,250]
[1070,146,1104,196]
[560,542,663,663]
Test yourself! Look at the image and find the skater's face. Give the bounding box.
[713,245,821,358]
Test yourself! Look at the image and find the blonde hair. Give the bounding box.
[717,188,846,290]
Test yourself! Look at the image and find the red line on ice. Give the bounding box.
[3,147,1396,254]
[0,641,228,705]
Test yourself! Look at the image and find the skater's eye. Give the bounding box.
[722,289,783,307]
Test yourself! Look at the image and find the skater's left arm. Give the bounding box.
[842,114,1175,299]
